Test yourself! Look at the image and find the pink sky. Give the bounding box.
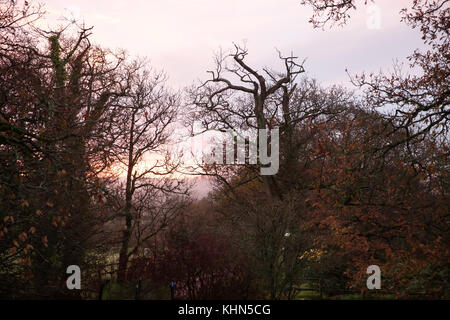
[39,0,425,89]
[31,0,429,194]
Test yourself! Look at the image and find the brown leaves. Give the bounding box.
[23,243,34,255]
[3,216,14,223]
[51,216,62,227]
[20,199,29,209]
[18,232,27,242]
[20,257,32,266]
[56,169,67,178]
[42,235,48,247]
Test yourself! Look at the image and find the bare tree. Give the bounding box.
[112,63,189,282]
[301,0,449,151]
[0,0,43,31]
[187,44,305,200]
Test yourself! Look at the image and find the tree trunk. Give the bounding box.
[118,112,136,283]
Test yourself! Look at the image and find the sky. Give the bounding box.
[39,0,426,89]
[33,0,429,196]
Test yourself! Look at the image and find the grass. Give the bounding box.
[294,283,323,300]
[101,280,135,300]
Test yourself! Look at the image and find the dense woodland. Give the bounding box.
[0,0,448,299]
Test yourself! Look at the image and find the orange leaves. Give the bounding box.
[20,257,32,266]
[3,216,14,224]
[56,169,67,178]
[311,202,321,209]
[18,232,28,242]
[51,216,62,227]
[314,141,326,156]
[29,226,36,234]
[42,235,48,247]
[23,243,34,255]
[93,193,105,205]
[9,232,35,254]
[20,199,29,209]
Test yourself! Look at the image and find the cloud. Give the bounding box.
[91,13,121,24]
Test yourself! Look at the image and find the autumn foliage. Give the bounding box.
[0,0,448,299]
